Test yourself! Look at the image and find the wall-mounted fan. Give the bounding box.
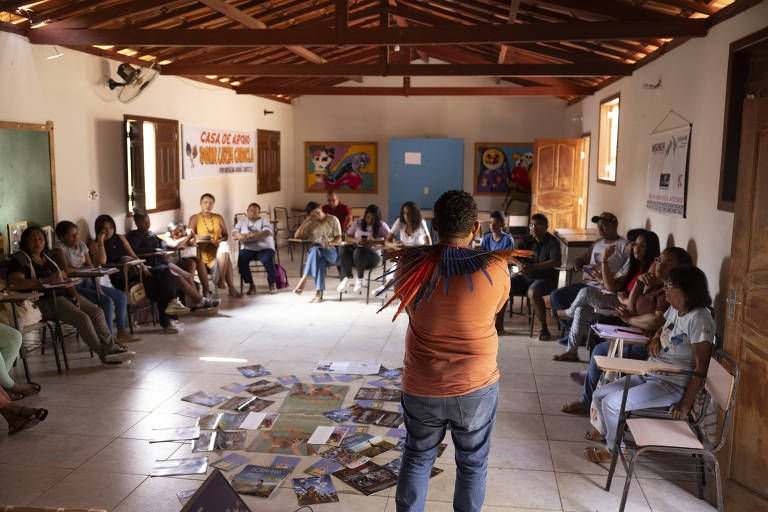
[107,62,159,103]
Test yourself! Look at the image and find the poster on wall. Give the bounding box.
[182,125,256,179]
[305,142,377,193]
[473,142,533,196]
[646,125,691,218]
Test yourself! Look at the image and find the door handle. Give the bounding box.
[726,298,742,305]
[727,288,741,319]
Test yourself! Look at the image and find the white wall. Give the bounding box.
[565,2,768,319]
[292,73,567,219]
[0,31,294,241]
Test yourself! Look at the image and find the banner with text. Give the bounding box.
[646,125,691,218]
[182,125,256,179]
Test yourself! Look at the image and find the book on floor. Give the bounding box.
[192,430,247,452]
[355,408,404,428]
[304,458,344,477]
[320,446,370,468]
[355,400,384,409]
[278,383,349,414]
[181,391,230,407]
[151,457,208,476]
[150,426,200,443]
[237,364,271,378]
[232,464,291,498]
[311,373,333,383]
[349,435,396,458]
[378,367,403,379]
[293,475,339,505]
[235,396,275,413]
[276,375,301,385]
[332,461,398,495]
[323,405,364,423]
[221,382,249,393]
[334,374,363,382]
[354,387,401,401]
[217,412,249,429]
[340,433,373,449]
[180,469,252,512]
[246,380,289,397]
[271,455,301,471]
[211,453,250,472]
[218,396,252,411]
[386,428,407,439]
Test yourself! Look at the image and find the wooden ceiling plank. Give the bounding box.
[389,0,429,63]
[497,0,520,77]
[37,0,182,30]
[523,0,680,21]
[236,84,594,95]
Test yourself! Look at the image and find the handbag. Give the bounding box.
[0,279,43,328]
[127,282,147,304]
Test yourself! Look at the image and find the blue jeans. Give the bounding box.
[76,279,128,335]
[581,341,649,404]
[396,382,499,512]
[238,248,276,286]
[302,246,339,291]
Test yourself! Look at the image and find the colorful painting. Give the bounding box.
[305,142,377,193]
[474,142,533,196]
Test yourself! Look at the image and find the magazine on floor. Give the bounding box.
[217,413,249,429]
[198,413,223,430]
[221,382,249,393]
[320,446,370,468]
[378,367,403,379]
[235,397,275,413]
[354,408,404,428]
[232,464,291,498]
[181,391,230,407]
[314,360,382,375]
[192,430,247,452]
[311,373,334,383]
[339,433,373,449]
[323,405,364,423]
[271,456,301,471]
[151,457,208,476]
[349,435,396,458]
[237,364,271,378]
[293,475,339,505]
[246,415,331,456]
[149,426,200,443]
[276,375,301,385]
[246,380,289,397]
[278,383,349,414]
[304,458,344,477]
[211,453,250,472]
[332,461,398,495]
[354,387,401,401]
[334,374,363,382]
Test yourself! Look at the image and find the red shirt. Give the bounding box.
[322,203,352,230]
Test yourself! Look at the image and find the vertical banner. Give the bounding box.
[646,125,691,218]
[182,125,256,178]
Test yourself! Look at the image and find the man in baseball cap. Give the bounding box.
[591,212,618,225]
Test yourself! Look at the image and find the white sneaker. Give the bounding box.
[165,299,190,316]
[337,277,350,293]
[353,278,363,293]
[105,349,135,363]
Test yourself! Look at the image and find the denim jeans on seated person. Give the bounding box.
[395,382,499,512]
[582,340,649,405]
[76,279,128,335]
[302,246,339,290]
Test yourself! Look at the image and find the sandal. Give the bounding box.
[584,428,605,442]
[561,401,590,416]
[8,406,48,435]
[552,351,580,362]
[584,447,612,464]
[8,390,24,401]
[309,291,323,303]
[293,286,304,295]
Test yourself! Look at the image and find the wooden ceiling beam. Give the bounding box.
[523,0,679,21]
[161,62,634,76]
[38,0,182,30]
[650,0,716,15]
[27,19,709,46]
[235,84,594,95]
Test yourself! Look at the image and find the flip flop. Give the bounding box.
[8,407,48,435]
[584,446,612,464]
[561,401,590,416]
[584,428,605,442]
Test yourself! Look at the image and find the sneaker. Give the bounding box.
[353,278,363,293]
[104,349,135,363]
[337,277,350,293]
[165,299,190,316]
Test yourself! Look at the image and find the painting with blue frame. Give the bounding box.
[474,142,533,196]
[305,141,378,193]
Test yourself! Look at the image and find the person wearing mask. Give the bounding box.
[337,204,390,294]
[322,190,352,232]
[292,202,343,303]
[232,203,277,295]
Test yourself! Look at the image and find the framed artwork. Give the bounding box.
[42,225,54,250]
[474,142,533,196]
[305,142,377,193]
[8,221,27,253]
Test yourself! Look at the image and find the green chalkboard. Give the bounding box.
[0,121,56,254]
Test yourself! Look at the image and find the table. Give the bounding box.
[70,267,120,360]
[0,291,42,381]
[593,355,681,491]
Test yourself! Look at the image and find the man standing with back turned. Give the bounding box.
[392,190,511,512]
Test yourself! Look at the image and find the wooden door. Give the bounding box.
[721,98,768,511]
[154,119,180,212]
[530,138,589,232]
[257,129,280,194]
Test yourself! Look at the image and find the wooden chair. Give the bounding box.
[611,350,739,512]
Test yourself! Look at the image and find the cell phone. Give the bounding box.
[582,265,597,277]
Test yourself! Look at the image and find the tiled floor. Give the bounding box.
[0,266,718,511]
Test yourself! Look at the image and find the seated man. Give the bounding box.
[562,246,693,418]
[550,211,629,336]
[513,213,562,340]
[232,202,277,295]
[322,190,352,232]
[127,212,218,311]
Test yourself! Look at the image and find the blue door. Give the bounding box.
[388,138,464,226]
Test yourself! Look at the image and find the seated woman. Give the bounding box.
[562,246,693,417]
[165,222,211,297]
[232,202,277,295]
[8,226,135,364]
[292,201,343,303]
[337,204,390,294]
[0,385,47,435]
[480,210,514,251]
[553,229,660,362]
[376,201,432,294]
[91,215,188,334]
[127,212,218,312]
[0,323,40,400]
[189,193,242,298]
[53,221,140,344]
[584,265,715,463]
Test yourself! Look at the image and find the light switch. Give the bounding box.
[424,187,429,195]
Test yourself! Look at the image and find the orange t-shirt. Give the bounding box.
[401,261,510,397]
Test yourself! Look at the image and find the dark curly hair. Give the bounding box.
[433,190,477,237]
[361,204,383,239]
[668,265,711,310]
[55,220,77,239]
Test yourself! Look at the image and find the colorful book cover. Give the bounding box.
[327,426,346,446]
[304,459,343,477]
[332,461,398,495]
[271,456,301,471]
[366,378,391,388]
[320,446,370,468]
[340,432,373,449]
[311,374,333,383]
[259,413,279,430]
[355,400,383,409]
[293,475,339,505]
[197,413,223,430]
[386,428,407,439]
[221,382,249,393]
[378,368,403,379]
[334,374,362,382]
[246,415,330,456]
[151,457,208,477]
[211,453,250,472]
[216,430,247,450]
[323,405,363,423]
[237,364,271,378]
[217,413,249,430]
[354,387,401,401]
[181,391,229,407]
[276,375,301,385]
[236,397,275,413]
[278,384,349,414]
[338,424,369,435]
[218,396,252,411]
[350,435,396,458]
[247,380,289,397]
[232,464,291,498]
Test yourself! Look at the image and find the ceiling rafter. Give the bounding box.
[235,84,595,95]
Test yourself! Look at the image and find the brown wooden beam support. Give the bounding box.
[26,20,709,47]
[236,85,594,95]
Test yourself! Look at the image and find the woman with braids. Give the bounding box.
[337,204,390,294]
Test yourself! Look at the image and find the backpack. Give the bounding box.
[274,264,289,289]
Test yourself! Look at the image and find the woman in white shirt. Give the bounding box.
[375,202,433,294]
[338,204,390,294]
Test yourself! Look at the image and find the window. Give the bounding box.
[124,114,180,213]
[257,129,281,194]
[597,93,620,185]
[718,27,768,212]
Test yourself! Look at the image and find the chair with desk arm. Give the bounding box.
[234,212,280,294]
